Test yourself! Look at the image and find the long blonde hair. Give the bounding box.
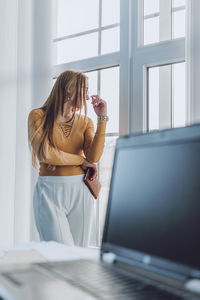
[30,70,88,167]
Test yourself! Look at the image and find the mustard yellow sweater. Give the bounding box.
[28,109,107,176]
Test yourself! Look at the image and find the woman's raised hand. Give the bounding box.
[91,95,107,117]
[81,159,97,181]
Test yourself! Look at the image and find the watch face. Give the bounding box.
[99,116,109,121]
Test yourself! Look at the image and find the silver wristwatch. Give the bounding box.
[98,115,109,121]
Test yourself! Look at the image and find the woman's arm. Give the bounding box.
[83,117,107,163]
[28,109,84,166]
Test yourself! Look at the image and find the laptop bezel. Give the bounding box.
[101,124,200,280]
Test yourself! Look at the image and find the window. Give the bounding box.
[131,0,186,134]
[54,0,120,65]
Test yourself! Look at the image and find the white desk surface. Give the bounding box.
[0,241,100,267]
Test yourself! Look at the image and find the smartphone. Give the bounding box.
[84,168,94,181]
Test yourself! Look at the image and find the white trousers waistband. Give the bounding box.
[38,174,85,183]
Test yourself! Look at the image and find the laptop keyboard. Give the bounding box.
[41,260,191,300]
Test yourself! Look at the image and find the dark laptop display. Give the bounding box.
[103,125,200,276]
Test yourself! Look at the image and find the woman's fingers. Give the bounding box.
[87,162,97,181]
[91,95,101,103]
[91,95,106,104]
[81,160,98,180]
[91,95,107,111]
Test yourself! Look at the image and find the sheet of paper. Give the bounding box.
[30,241,100,261]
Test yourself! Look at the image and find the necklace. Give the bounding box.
[57,114,75,138]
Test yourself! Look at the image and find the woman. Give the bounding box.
[28,70,108,247]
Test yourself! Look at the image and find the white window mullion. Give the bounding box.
[138,0,144,46]
[159,0,172,129]
[98,0,102,56]
[52,0,58,65]
[53,52,120,77]
[159,0,172,42]
[96,0,102,245]
[96,64,102,245]
[53,24,120,43]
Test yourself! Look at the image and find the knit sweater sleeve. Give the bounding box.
[83,117,107,163]
[28,109,84,166]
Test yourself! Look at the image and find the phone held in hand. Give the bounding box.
[84,168,101,199]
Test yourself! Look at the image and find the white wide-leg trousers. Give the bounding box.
[33,175,95,247]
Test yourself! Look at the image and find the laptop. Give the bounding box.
[0,124,200,299]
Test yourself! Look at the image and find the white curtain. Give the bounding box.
[0,0,54,247]
[0,0,18,247]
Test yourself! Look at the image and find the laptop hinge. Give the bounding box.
[102,253,117,265]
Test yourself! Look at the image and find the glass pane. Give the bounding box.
[144,0,159,16]
[148,63,186,131]
[101,67,120,133]
[172,10,186,39]
[173,63,186,127]
[102,0,120,27]
[144,17,159,45]
[172,0,186,8]
[85,71,98,128]
[101,27,120,55]
[99,136,118,244]
[57,0,99,38]
[56,33,98,64]
[148,67,159,131]
[85,67,119,133]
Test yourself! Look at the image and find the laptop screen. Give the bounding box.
[103,128,200,270]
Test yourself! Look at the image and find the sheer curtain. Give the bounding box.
[0,0,18,247]
[0,0,54,247]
